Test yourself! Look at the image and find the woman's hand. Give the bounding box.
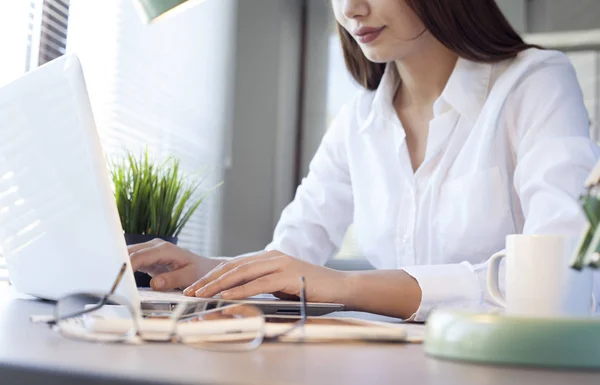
[182,250,351,304]
[128,239,220,291]
[129,242,422,319]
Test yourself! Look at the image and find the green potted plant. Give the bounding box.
[572,161,600,270]
[109,150,220,286]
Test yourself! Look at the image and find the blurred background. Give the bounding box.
[0,0,599,284]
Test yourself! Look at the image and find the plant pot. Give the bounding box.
[124,233,178,287]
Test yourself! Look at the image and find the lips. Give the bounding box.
[354,26,385,44]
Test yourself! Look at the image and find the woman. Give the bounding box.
[129,0,599,321]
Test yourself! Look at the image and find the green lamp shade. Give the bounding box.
[136,0,205,23]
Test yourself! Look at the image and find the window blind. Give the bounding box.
[1,0,236,286]
[37,0,70,66]
[66,0,237,256]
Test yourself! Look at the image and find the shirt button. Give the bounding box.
[403,234,411,244]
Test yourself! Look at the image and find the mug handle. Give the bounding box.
[487,250,507,307]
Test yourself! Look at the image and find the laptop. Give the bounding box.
[0,54,343,317]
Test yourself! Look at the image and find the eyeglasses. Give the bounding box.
[44,263,308,351]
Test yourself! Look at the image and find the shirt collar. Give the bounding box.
[359,64,399,133]
[440,57,492,123]
[359,57,492,133]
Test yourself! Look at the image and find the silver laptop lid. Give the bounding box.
[0,54,139,308]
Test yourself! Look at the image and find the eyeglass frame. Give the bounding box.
[45,262,309,348]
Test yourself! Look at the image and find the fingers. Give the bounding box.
[136,264,170,277]
[127,238,162,255]
[193,258,281,298]
[129,241,181,272]
[220,274,285,300]
[182,264,224,296]
[183,251,279,296]
[150,266,197,291]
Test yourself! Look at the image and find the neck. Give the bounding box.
[394,36,458,108]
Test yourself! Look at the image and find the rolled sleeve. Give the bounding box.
[402,262,484,322]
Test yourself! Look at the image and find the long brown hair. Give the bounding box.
[337,0,540,90]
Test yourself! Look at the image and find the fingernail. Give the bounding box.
[153,277,165,290]
[183,287,193,296]
[195,287,207,296]
[221,291,231,298]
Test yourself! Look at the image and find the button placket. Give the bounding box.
[405,191,416,262]
[396,194,409,267]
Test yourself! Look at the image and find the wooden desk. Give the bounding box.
[1,288,599,385]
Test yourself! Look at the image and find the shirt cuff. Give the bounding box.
[401,262,483,322]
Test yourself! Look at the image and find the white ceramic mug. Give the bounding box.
[487,234,594,317]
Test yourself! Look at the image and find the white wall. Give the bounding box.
[299,0,331,180]
[495,0,526,33]
[527,0,600,33]
[219,0,303,256]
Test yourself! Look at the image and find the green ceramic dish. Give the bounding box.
[424,309,600,369]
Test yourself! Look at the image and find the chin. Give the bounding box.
[361,48,399,64]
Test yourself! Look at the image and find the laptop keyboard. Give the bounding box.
[138,289,278,303]
[138,289,204,303]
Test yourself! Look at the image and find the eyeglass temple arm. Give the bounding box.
[49,263,128,325]
[264,276,307,341]
[49,296,111,325]
[299,276,307,321]
[109,263,128,294]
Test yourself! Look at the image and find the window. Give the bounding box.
[0,0,30,285]
[325,22,362,127]
[1,0,237,285]
[66,0,236,256]
[38,0,70,66]
[0,1,34,86]
[0,0,70,285]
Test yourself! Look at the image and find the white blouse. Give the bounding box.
[265,48,600,321]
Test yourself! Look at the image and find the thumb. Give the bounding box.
[150,267,196,291]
